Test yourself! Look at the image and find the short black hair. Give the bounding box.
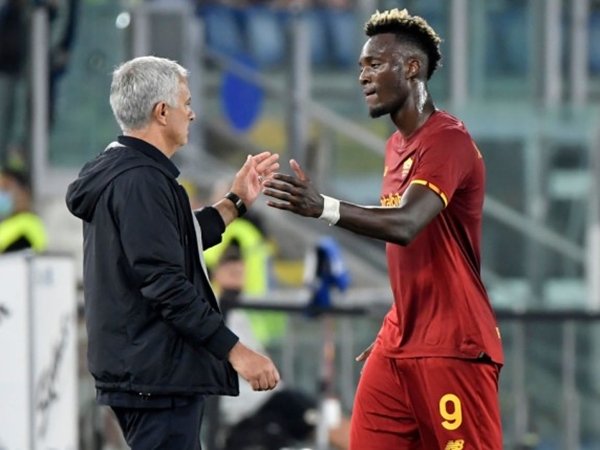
[365,8,442,79]
[1,167,30,190]
[218,240,242,265]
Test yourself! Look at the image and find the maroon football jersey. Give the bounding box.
[375,110,504,364]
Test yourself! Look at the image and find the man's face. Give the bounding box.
[358,33,408,118]
[165,80,195,149]
[0,175,18,218]
[213,259,245,292]
[0,174,18,198]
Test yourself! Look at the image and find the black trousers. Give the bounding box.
[111,396,205,450]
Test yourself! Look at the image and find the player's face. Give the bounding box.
[359,33,408,118]
[165,80,195,149]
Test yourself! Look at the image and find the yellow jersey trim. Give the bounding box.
[411,179,449,207]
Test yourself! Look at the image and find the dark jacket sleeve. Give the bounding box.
[194,206,225,250]
[111,169,237,359]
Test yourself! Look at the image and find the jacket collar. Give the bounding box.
[117,135,180,178]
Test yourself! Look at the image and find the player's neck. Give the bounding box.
[392,100,435,138]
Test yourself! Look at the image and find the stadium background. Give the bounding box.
[1,0,600,449]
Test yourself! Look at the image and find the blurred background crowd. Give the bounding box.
[1,0,600,449]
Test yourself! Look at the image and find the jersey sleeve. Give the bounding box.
[410,129,480,207]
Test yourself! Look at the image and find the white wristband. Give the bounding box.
[319,195,340,226]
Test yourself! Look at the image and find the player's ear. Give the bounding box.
[406,57,421,79]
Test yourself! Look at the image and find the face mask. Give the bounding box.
[0,190,14,218]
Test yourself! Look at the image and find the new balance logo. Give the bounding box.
[444,439,465,450]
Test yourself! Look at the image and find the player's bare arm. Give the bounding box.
[264,159,444,246]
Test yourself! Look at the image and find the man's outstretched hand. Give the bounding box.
[230,151,280,208]
[263,159,324,218]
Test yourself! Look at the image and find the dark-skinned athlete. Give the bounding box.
[263,8,503,450]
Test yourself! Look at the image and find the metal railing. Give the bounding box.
[215,292,600,450]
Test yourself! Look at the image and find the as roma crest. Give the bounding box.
[401,157,413,179]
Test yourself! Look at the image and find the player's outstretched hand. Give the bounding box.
[228,341,280,391]
[263,159,324,218]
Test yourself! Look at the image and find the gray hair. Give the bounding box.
[109,56,188,131]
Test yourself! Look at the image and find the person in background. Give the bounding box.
[65,55,280,450]
[208,242,272,431]
[46,0,81,127]
[0,0,28,167]
[201,179,285,347]
[264,8,504,450]
[210,243,350,450]
[0,168,47,253]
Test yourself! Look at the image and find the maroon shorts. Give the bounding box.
[350,352,502,450]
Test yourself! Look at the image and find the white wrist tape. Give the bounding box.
[319,195,340,226]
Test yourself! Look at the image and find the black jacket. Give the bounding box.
[66,136,239,396]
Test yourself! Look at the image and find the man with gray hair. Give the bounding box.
[66,55,280,449]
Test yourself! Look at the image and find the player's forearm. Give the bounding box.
[336,202,417,246]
